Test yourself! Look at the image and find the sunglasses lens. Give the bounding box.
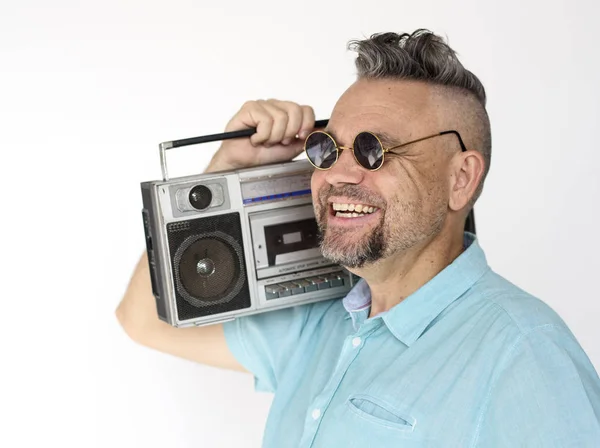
[305,132,338,169]
[354,132,383,170]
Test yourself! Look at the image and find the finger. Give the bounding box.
[298,106,316,139]
[235,101,275,147]
[258,100,289,146]
[225,101,275,147]
[268,100,303,145]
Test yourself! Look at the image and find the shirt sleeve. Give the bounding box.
[474,324,600,447]
[222,299,337,393]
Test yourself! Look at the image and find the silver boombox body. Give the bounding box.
[140,158,357,328]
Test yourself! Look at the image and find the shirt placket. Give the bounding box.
[298,318,383,448]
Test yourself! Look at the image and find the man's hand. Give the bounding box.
[206,100,317,173]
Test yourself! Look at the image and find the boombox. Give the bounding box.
[140,135,357,327]
[140,125,477,328]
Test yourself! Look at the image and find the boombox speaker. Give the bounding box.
[167,213,251,320]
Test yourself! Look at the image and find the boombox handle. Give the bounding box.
[157,118,476,234]
[158,119,330,181]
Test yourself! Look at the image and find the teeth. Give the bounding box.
[331,203,378,214]
[335,211,374,218]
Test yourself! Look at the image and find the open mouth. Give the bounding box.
[330,202,380,219]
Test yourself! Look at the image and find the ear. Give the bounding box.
[448,150,485,211]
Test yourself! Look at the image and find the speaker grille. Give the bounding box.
[167,212,251,321]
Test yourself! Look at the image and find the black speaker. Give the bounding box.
[166,212,251,321]
[465,209,476,234]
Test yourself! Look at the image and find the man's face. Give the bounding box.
[311,79,452,269]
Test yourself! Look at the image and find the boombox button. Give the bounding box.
[279,289,293,298]
[270,283,293,298]
[324,273,344,288]
[293,279,317,293]
[280,281,304,295]
[307,277,330,290]
[265,285,284,300]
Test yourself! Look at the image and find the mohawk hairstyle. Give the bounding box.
[348,30,491,204]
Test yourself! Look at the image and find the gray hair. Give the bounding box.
[348,30,491,205]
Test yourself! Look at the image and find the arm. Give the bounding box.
[116,251,244,370]
[115,100,316,371]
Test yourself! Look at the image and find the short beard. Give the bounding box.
[318,216,386,269]
[315,184,446,269]
[315,184,388,269]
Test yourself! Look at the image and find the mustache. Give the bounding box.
[317,184,385,208]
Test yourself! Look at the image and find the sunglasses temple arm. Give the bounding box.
[440,130,467,152]
[386,131,467,153]
[384,134,439,152]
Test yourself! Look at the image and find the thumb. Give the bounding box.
[283,138,306,160]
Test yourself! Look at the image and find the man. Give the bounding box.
[117,30,600,446]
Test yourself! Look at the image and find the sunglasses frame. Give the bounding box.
[304,129,467,171]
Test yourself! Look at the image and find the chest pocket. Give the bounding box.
[347,394,416,432]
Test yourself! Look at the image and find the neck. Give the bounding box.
[351,229,465,318]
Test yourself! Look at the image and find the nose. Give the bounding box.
[324,146,366,187]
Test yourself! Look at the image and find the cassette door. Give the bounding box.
[166,212,251,321]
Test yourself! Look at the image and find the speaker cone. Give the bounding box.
[173,231,246,307]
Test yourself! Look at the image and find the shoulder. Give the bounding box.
[467,273,600,447]
[469,269,571,337]
[455,268,591,367]
[436,268,589,375]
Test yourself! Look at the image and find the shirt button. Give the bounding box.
[312,409,321,420]
[352,337,362,347]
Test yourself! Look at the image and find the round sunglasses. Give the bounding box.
[304,129,467,171]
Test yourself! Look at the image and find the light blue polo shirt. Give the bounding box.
[223,233,600,447]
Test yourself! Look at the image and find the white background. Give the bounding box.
[1,0,599,447]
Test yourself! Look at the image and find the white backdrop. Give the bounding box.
[1,0,599,447]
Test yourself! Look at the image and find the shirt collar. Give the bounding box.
[342,232,490,345]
